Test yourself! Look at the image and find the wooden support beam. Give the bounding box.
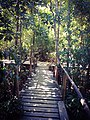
[62,74,67,101]
[60,64,90,119]
[58,101,69,120]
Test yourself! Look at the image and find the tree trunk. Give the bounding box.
[55,0,59,64]
[67,0,71,70]
[29,44,32,77]
[67,0,71,91]
[15,0,19,46]
[14,0,20,97]
[20,18,22,48]
[32,32,36,73]
[50,0,57,63]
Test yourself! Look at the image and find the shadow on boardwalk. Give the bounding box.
[20,62,63,120]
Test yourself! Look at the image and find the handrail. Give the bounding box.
[58,63,90,119]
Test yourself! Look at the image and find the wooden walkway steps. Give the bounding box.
[20,62,69,120]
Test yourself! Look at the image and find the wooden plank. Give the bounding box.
[23,106,59,113]
[21,92,60,97]
[20,90,61,96]
[21,96,61,101]
[38,82,59,86]
[22,89,60,93]
[21,99,58,105]
[21,93,60,98]
[23,111,59,119]
[25,85,59,89]
[24,88,60,92]
[21,116,60,120]
[22,102,57,108]
[58,101,69,120]
[26,80,56,84]
[22,85,60,90]
[24,82,38,85]
[22,87,60,92]
[26,83,58,87]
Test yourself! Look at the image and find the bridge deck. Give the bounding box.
[20,62,68,120]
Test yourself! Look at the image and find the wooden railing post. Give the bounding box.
[54,66,58,79]
[59,64,90,119]
[62,74,67,100]
[14,65,19,97]
[54,65,62,85]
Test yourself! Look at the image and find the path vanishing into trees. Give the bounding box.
[20,62,68,120]
[0,1,90,120]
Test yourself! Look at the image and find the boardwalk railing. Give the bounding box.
[56,63,90,119]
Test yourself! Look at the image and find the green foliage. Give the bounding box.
[65,91,89,120]
[72,0,90,19]
[0,8,13,41]
[74,46,90,68]
[0,97,22,120]
[0,1,90,119]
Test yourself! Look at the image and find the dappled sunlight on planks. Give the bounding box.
[20,62,64,120]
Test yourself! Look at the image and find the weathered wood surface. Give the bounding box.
[20,62,68,120]
[58,101,69,120]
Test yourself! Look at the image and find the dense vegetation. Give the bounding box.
[0,0,90,120]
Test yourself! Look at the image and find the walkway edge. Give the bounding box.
[58,101,69,120]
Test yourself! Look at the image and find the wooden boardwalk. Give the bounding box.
[20,62,68,120]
